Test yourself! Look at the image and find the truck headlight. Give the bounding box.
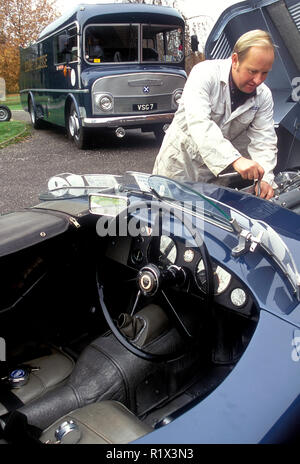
[172,89,183,108]
[95,94,114,111]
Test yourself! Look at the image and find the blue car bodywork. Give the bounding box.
[135,184,300,444]
[138,0,300,443]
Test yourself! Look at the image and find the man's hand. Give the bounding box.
[232,157,264,181]
[232,157,274,199]
[255,180,274,199]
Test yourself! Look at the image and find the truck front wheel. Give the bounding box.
[67,103,89,149]
[153,124,166,144]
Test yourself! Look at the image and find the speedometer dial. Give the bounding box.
[148,235,177,267]
[196,259,231,295]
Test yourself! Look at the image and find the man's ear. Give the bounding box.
[231,52,239,70]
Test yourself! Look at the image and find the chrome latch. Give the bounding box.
[69,217,80,228]
[231,223,263,257]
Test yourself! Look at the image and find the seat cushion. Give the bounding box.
[41,401,152,444]
[0,351,74,416]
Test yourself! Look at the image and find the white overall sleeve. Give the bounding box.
[182,62,241,176]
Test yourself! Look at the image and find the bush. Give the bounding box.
[185,52,205,75]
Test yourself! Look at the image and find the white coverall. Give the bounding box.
[153,58,278,187]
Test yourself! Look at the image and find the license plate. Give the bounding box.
[133,103,157,111]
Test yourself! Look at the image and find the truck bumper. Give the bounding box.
[82,112,174,128]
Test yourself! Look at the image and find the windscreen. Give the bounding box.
[84,24,139,63]
[84,23,184,64]
[142,24,184,63]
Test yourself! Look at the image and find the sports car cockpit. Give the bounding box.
[0,171,299,444]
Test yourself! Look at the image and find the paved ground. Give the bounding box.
[0,110,160,214]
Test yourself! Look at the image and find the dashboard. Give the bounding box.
[105,231,255,318]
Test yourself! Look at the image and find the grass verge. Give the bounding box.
[0,93,22,111]
[0,120,31,148]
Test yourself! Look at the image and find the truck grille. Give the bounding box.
[92,72,186,115]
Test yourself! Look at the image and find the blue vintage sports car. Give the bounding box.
[0,0,300,446]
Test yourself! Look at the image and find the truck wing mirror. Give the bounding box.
[191,35,199,52]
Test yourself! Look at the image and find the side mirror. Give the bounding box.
[89,194,129,217]
[191,35,199,52]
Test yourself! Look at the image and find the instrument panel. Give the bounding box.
[106,232,254,317]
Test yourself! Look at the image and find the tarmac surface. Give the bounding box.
[0,110,160,214]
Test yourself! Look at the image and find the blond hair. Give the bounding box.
[233,30,275,62]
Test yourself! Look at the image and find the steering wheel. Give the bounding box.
[97,200,214,362]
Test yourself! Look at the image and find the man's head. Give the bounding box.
[231,30,275,93]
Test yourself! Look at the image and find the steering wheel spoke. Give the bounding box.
[161,290,193,339]
[130,289,142,316]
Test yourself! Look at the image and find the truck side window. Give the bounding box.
[54,26,78,64]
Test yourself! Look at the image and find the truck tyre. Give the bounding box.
[0,105,12,122]
[153,124,166,144]
[67,102,89,149]
[29,100,44,129]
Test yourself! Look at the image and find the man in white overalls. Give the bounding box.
[153,30,277,199]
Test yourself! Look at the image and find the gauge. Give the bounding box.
[230,288,247,307]
[148,235,177,266]
[131,248,144,265]
[196,259,232,295]
[184,249,195,263]
[159,235,177,265]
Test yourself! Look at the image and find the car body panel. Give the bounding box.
[136,309,300,444]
